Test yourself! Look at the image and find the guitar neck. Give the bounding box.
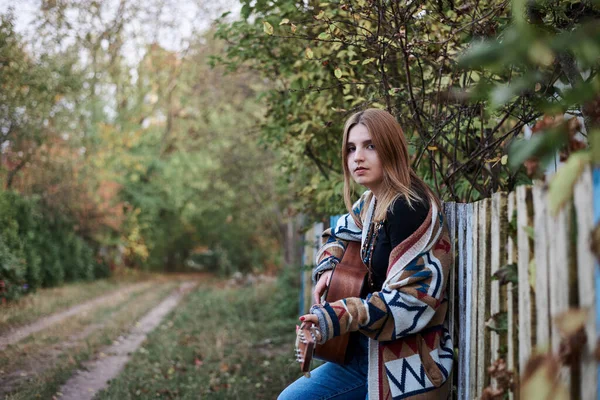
[296,324,317,375]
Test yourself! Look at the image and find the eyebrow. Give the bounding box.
[347,139,373,146]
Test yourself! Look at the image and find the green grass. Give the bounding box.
[97,273,303,399]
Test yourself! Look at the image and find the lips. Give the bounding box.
[354,167,368,175]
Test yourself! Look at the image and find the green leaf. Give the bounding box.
[362,57,376,65]
[507,125,569,171]
[318,32,330,40]
[548,151,591,215]
[305,47,314,59]
[349,60,360,65]
[591,129,600,164]
[489,71,542,109]
[334,68,342,79]
[529,259,536,290]
[458,40,507,68]
[486,312,508,333]
[315,10,325,20]
[523,225,535,240]
[241,4,251,19]
[492,263,518,286]
[279,18,290,25]
[263,21,274,35]
[528,41,555,66]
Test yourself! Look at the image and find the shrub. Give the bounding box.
[0,190,106,301]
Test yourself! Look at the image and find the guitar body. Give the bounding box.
[314,241,367,365]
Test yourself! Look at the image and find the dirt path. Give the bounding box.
[57,282,197,400]
[0,282,150,351]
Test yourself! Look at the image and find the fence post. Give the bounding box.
[506,192,517,400]
[476,199,491,397]
[574,166,597,400]
[593,167,600,400]
[469,202,478,398]
[516,185,533,375]
[456,203,470,400]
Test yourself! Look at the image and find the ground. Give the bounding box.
[0,271,300,399]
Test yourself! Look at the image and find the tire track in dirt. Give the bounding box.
[0,281,167,397]
[57,282,197,400]
[0,282,150,351]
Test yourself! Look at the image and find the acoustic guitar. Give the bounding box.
[295,241,367,372]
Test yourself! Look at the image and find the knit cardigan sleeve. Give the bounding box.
[311,203,453,343]
[311,191,370,284]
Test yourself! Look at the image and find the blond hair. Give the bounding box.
[341,108,439,224]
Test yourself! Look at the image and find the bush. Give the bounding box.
[0,238,26,302]
[0,190,107,301]
[0,191,27,302]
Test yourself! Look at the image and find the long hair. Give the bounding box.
[341,108,440,224]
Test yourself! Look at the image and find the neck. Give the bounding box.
[369,184,383,200]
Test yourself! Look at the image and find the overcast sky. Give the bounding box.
[0,0,240,63]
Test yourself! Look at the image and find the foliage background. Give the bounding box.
[1,0,599,301]
[213,0,599,216]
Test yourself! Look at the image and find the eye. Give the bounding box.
[367,144,375,150]
[347,146,356,153]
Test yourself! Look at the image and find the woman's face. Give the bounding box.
[346,124,384,195]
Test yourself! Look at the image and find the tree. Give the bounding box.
[214,0,599,216]
[0,12,81,189]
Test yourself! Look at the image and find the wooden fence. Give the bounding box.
[300,167,599,399]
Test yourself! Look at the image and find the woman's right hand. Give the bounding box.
[313,269,333,305]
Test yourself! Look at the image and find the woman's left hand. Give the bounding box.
[298,314,322,343]
[299,314,318,326]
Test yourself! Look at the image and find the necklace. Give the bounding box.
[361,200,384,289]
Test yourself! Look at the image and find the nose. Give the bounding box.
[353,147,365,162]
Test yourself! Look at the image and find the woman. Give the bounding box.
[279,109,453,400]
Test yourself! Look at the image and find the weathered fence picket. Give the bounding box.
[516,185,533,375]
[476,199,491,397]
[443,202,457,346]
[456,203,470,400]
[299,167,598,399]
[490,193,503,364]
[506,191,517,400]
[574,167,597,400]
[469,203,479,398]
[533,183,551,347]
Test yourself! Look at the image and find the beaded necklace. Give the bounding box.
[361,200,385,289]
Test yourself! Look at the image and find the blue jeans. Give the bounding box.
[278,334,369,400]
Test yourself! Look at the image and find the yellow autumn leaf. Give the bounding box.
[548,151,590,215]
[334,67,342,79]
[315,10,325,20]
[529,259,536,290]
[305,47,314,59]
[279,18,290,25]
[485,156,500,163]
[553,308,589,338]
[520,354,567,400]
[349,60,360,65]
[263,21,274,35]
[501,155,508,165]
[291,23,297,33]
[427,146,438,151]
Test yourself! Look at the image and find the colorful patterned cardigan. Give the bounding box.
[310,192,454,400]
